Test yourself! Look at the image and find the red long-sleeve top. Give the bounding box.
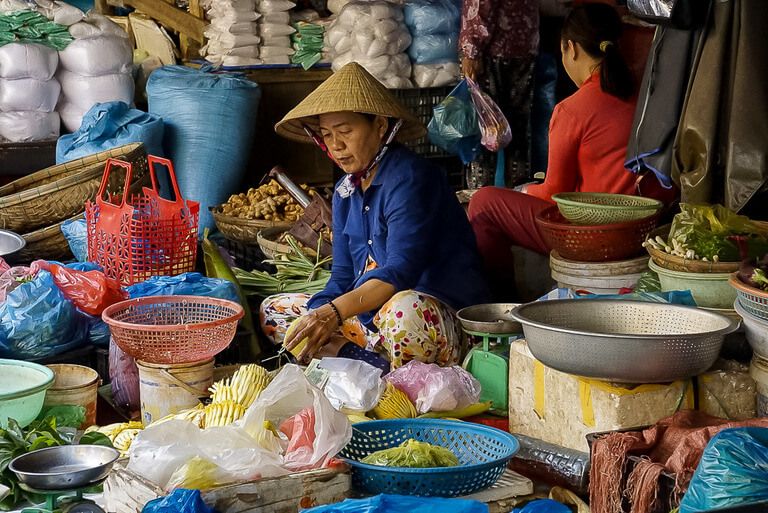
[526,73,638,202]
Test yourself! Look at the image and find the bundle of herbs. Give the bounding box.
[234,236,331,297]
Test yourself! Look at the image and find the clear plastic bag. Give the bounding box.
[408,33,458,65]
[61,216,88,262]
[403,0,460,36]
[317,358,386,412]
[427,79,482,164]
[109,336,140,415]
[385,361,481,414]
[467,77,512,152]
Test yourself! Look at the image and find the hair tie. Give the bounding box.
[599,40,614,53]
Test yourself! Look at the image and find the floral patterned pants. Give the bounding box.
[259,290,464,369]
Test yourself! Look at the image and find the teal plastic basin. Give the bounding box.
[0,359,55,428]
[649,259,736,309]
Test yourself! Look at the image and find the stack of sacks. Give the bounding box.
[58,13,134,132]
[202,0,262,66]
[290,10,325,70]
[257,0,296,65]
[404,0,460,87]
[0,43,61,142]
[326,1,412,88]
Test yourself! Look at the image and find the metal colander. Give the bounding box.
[510,300,738,383]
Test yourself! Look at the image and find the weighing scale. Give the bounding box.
[18,480,106,513]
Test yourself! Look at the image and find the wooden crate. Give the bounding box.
[105,461,351,513]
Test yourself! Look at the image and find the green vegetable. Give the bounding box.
[361,439,459,468]
[0,416,112,510]
[754,268,768,291]
[235,236,331,297]
[35,405,85,429]
[202,229,262,362]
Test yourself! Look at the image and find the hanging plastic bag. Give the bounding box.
[303,495,489,513]
[318,358,386,412]
[109,337,140,415]
[31,260,127,316]
[679,427,768,513]
[427,80,482,164]
[467,77,512,153]
[385,361,481,414]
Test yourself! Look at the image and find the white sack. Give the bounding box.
[262,35,291,47]
[0,43,58,80]
[257,0,295,13]
[209,19,258,34]
[35,0,84,25]
[0,77,60,112]
[259,45,294,57]
[59,36,133,76]
[57,70,134,111]
[327,0,350,14]
[260,55,291,65]
[69,13,129,39]
[57,100,86,132]
[205,28,261,48]
[258,22,296,37]
[0,111,60,142]
[261,11,291,24]
[413,62,459,88]
[204,42,261,58]
[222,55,263,66]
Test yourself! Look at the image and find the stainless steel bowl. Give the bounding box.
[457,303,523,335]
[510,299,738,383]
[0,229,25,265]
[9,445,119,490]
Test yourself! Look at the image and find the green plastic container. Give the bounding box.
[649,259,736,309]
[462,335,515,413]
[552,192,662,225]
[0,359,55,428]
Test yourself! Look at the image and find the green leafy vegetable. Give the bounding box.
[361,439,459,468]
[36,405,86,429]
[78,432,113,448]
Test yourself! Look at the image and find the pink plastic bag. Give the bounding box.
[109,336,140,417]
[279,407,317,471]
[0,266,36,303]
[385,361,482,414]
[467,77,512,152]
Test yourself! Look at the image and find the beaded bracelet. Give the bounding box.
[328,301,344,327]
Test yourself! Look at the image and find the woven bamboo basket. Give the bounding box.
[210,206,292,244]
[0,143,147,234]
[17,213,82,262]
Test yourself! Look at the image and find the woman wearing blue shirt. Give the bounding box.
[260,63,489,371]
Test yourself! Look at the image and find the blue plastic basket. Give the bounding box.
[339,419,520,497]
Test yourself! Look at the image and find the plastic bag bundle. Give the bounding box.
[291,20,325,70]
[0,42,58,80]
[255,0,296,64]
[0,110,59,142]
[56,15,133,132]
[427,79,481,163]
[327,1,412,87]
[202,0,263,66]
[403,0,460,36]
[412,62,458,87]
[147,66,261,232]
[408,32,458,65]
[386,360,481,414]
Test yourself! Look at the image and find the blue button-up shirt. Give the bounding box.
[308,144,490,327]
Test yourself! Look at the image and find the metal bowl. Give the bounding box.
[457,304,522,335]
[9,445,119,490]
[510,299,738,383]
[0,229,25,265]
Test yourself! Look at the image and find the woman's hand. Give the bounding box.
[461,56,483,82]
[284,304,339,362]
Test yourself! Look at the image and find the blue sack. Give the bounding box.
[408,33,459,65]
[404,0,461,36]
[126,272,239,303]
[61,215,88,263]
[513,499,571,513]
[142,489,214,513]
[56,101,164,164]
[679,427,768,513]
[147,66,261,234]
[428,80,482,164]
[0,269,88,360]
[303,494,488,513]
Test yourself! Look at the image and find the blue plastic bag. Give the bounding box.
[428,80,482,164]
[512,499,570,513]
[56,101,164,164]
[408,33,458,65]
[126,272,239,303]
[679,427,768,513]
[0,269,88,359]
[142,489,214,513]
[147,66,261,234]
[303,494,488,513]
[61,215,88,263]
[404,0,460,36]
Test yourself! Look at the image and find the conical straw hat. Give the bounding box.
[275,62,426,144]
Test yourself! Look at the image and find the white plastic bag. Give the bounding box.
[260,55,291,65]
[257,0,296,13]
[386,361,482,414]
[128,365,351,489]
[205,28,261,48]
[261,11,291,24]
[222,56,263,66]
[258,22,296,37]
[57,70,134,111]
[259,45,294,57]
[57,100,86,132]
[413,62,459,87]
[0,111,60,142]
[0,43,58,80]
[209,19,258,34]
[318,358,386,412]
[261,35,291,47]
[204,42,260,58]
[58,36,133,76]
[0,77,60,112]
[68,13,129,39]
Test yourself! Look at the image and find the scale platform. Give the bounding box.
[18,479,106,513]
[462,331,522,414]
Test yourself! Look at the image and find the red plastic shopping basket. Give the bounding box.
[85,156,200,286]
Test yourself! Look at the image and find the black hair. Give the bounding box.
[561,4,634,100]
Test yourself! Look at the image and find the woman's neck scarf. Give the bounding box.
[303,118,403,198]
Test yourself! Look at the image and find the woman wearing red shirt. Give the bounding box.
[468,4,652,297]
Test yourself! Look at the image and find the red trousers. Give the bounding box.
[467,187,552,298]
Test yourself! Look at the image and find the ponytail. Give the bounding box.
[562,4,634,100]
